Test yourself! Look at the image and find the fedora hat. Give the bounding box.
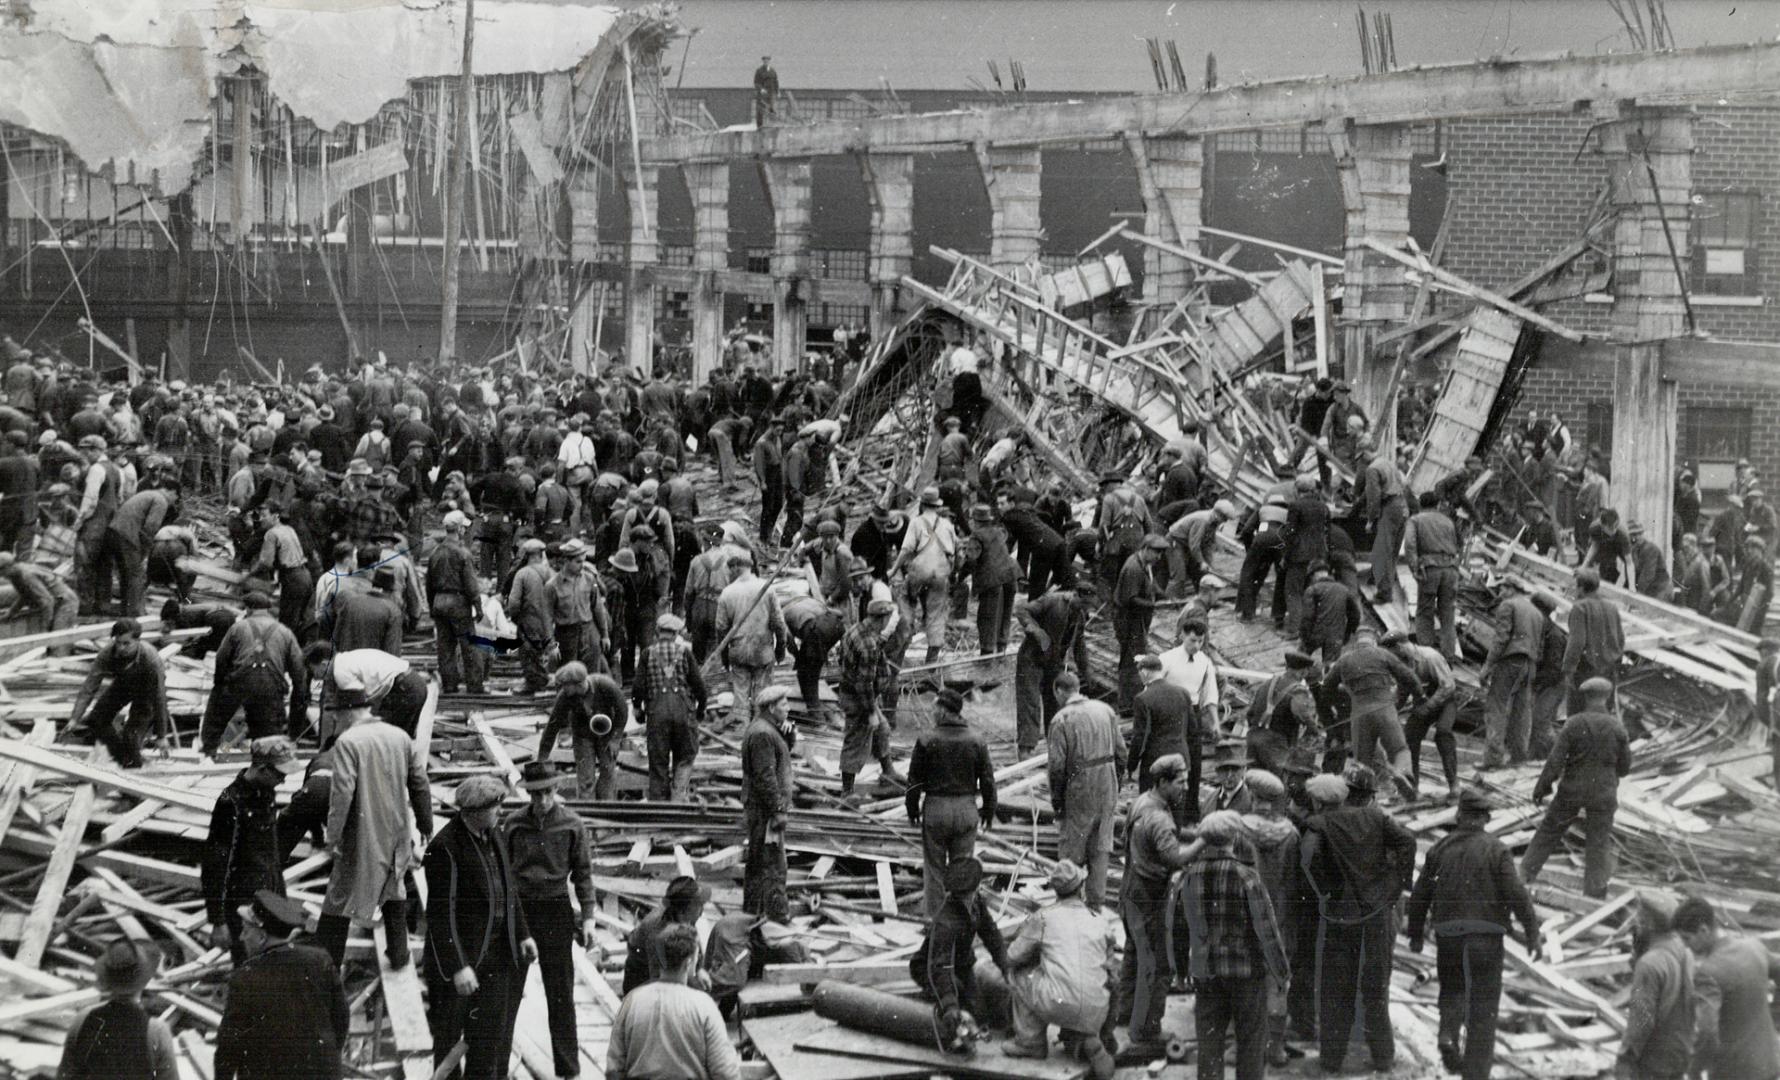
[519,760,568,791]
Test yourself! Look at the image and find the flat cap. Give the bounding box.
[656,612,685,633]
[1304,773,1349,805]
[454,775,508,810]
[1283,649,1315,670]
[754,684,791,709]
[866,598,895,617]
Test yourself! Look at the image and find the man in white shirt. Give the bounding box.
[557,416,599,530]
[1158,618,1221,733]
[607,923,741,1080]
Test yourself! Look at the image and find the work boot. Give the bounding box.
[839,772,855,795]
[1001,1039,1048,1060]
[1078,1036,1115,1080]
[877,760,906,787]
[925,646,941,666]
[1437,1037,1462,1074]
[1267,1018,1290,1068]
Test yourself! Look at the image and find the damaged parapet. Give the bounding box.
[0,0,681,195]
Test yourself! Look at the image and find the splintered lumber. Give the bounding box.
[469,712,523,791]
[0,952,78,995]
[763,962,910,987]
[0,617,164,664]
[0,740,217,815]
[18,784,98,967]
[1362,237,1585,343]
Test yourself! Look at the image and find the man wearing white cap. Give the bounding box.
[427,510,485,694]
[635,613,706,801]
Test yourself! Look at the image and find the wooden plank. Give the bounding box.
[1364,238,1583,342]
[573,947,624,1019]
[374,923,433,1080]
[17,784,97,967]
[468,712,522,792]
[796,1022,1088,1080]
[0,952,78,995]
[0,719,54,847]
[875,862,898,916]
[0,740,217,814]
[761,961,911,986]
[0,616,165,664]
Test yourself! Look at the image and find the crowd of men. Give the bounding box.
[8,332,1776,1080]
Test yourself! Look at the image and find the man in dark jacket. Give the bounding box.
[1480,579,1545,768]
[1111,535,1167,708]
[907,688,997,921]
[214,890,349,1080]
[425,775,537,1080]
[428,511,485,694]
[203,737,306,964]
[1562,568,1624,711]
[1128,654,1195,797]
[1118,755,1201,1052]
[1280,476,1329,635]
[503,762,597,1080]
[621,875,709,995]
[321,566,403,655]
[1405,788,1540,1080]
[202,593,310,757]
[1299,560,1362,661]
[1528,590,1568,759]
[69,617,172,768]
[1404,491,1462,659]
[1674,896,1780,1080]
[910,857,1011,1055]
[1301,767,1417,1073]
[741,686,796,921]
[1520,677,1630,897]
[1324,627,1423,800]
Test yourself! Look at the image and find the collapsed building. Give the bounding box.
[0,3,1778,1080]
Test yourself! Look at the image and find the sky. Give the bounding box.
[667,0,1780,92]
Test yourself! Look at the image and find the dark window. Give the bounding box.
[745,249,773,274]
[1691,191,1760,295]
[1682,405,1752,463]
[1585,401,1615,462]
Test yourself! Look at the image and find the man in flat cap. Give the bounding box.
[634,612,706,801]
[428,510,485,694]
[906,687,997,921]
[424,776,537,1080]
[740,685,796,920]
[834,597,903,794]
[1181,810,1291,1080]
[1117,754,1202,1053]
[1004,860,1119,1078]
[1521,677,1630,897]
[1406,789,1540,1080]
[71,431,123,615]
[214,889,349,1080]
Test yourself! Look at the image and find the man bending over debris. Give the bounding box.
[68,617,171,769]
[1002,860,1118,1078]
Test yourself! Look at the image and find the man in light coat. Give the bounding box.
[507,538,554,693]
[315,672,432,971]
[1046,670,1126,912]
[890,486,957,666]
[714,551,787,727]
[1002,860,1119,1079]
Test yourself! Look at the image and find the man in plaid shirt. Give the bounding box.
[1180,809,1289,1080]
[834,599,903,794]
[632,613,707,801]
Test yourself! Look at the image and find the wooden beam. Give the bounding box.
[1362,238,1585,342]
[0,719,53,848]
[644,42,1780,163]
[0,616,165,665]
[0,740,217,814]
[17,784,97,967]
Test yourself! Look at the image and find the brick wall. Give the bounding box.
[1511,357,1780,494]
[1444,106,1780,341]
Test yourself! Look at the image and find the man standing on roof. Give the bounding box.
[713,550,784,729]
[1479,578,1544,769]
[634,613,707,802]
[428,510,486,695]
[891,486,958,667]
[752,56,779,127]
[1356,441,1407,603]
[1562,567,1624,711]
[1404,490,1462,661]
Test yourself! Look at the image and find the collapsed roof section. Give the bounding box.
[0,0,678,194]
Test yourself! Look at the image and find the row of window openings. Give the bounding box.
[1584,403,1754,465]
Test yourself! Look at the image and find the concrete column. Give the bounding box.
[860,152,915,342]
[568,170,601,373]
[1124,132,1202,312]
[1329,120,1412,422]
[761,158,813,373]
[974,144,1043,273]
[623,161,659,372]
[685,162,730,382]
[1602,103,1693,545]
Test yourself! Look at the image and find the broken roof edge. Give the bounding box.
[0,0,680,197]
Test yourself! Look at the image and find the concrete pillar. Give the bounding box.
[685,162,730,382]
[623,161,659,372]
[761,158,813,373]
[1124,132,1202,313]
[1602,103,1693,546]
[1328,120,1412,423]
[974,144,1043,274]
[568,170,601,373]
[860,152,915,342]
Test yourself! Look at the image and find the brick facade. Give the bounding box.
[1511,356,1780,498]
[1444,106,1780,341]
